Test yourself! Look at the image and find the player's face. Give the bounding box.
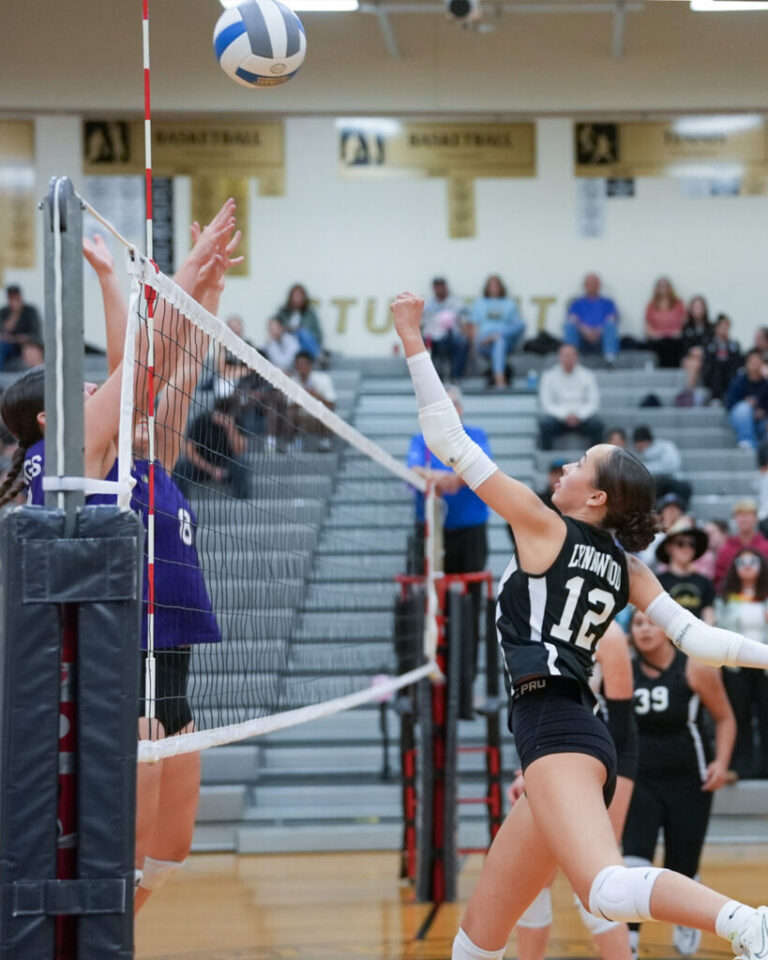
[630,609,668,654]
[551,445,610,513]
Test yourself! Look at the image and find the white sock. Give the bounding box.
[716,901,755,942]
[452,926,506,960]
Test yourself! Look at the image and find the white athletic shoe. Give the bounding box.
[674,925,702,956]
[733,907,768,960]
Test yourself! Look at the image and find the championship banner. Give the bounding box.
[447,178,476,239]
[83,120,284,180]
[338,120,536,179]
[0,122,36,272]
[191,176,249,277]
[575,117,768,180]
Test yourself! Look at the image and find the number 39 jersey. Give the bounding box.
[497,517,629,695]
[632,649,711,783]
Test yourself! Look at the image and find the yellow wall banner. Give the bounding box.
[83,120,284,179]
[447,178,476,239]
[0,122,36,273]
[338,120,536,179]
[575,117,768,179]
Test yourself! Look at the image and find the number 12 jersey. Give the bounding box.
[497,516,629,694]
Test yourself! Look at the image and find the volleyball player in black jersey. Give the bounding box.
[623,608,735,958]
[390,292,768,960]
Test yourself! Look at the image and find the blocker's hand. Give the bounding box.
[391,292,425,342]
[83,233,114,277]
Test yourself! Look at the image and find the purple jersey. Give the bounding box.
[24,440,221,650]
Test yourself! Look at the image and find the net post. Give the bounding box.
[43,176,85,531]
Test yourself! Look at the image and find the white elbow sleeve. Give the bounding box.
[645,592,768,669]
[408,352,498,491]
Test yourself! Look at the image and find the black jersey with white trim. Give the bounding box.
[497,517,629,696]
[632,649,712,783]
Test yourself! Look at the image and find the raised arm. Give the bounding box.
[391,292,564,543]
[83,234,126,376]
[628,553,768,669]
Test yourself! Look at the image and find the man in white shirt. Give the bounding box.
[632,425,692,509]
[421,277,469,382]
[538,344,604,451]
[264,316,299,372]
[289,351,336,451]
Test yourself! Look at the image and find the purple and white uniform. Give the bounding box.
[24,440,221,649]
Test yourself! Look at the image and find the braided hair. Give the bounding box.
[0,367,45,508]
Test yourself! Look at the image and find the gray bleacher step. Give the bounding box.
[260,709,392,742]
[201,745,261,783]
[346,435,538,458]
[286,641,396,671]
[205,578,305,608]
[304,584,399,610]
[250,783,399,809]
[194,498,326,526]
[690,497,742,522]
[197,784,248,822]
[192,823,239,852]
[199,550,312,580]
[242,452,339,475]
[258,744,398,773]
[213,609,299,638]
[237,822,402,853]
[310,554,406,580]
[294,610,394,640]
[712,780,768,815]
[705,816,768,843]
[340,452,534,478]
[317,528,409,554]
[197,523,320,550]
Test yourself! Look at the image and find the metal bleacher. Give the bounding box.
[193,351,768,852]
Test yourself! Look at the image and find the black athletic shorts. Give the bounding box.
[139,648,193,737]
[511,676,618,807]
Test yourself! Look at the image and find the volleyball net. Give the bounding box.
[116,249,440,763]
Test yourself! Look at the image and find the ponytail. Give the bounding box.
[594,448,659,552]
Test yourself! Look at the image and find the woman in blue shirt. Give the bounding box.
[470,275,525,389]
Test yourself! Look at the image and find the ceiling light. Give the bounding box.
[219,0,358,9]
[690,1,768,11]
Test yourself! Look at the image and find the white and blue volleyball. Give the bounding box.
[214,0,306,88]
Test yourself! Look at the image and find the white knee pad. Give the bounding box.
[518,888,553,929]
[589,865,666,924]
[452,926,506,960]
[575,893,619,935]
[138,856,185,892]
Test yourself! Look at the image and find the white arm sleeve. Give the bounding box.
[646,591,768,669]
[406,351,498,491]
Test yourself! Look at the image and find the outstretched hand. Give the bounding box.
[83,233,114,277]
[194,227,244,295]
[188,197,238,268]
[391,292,425,344]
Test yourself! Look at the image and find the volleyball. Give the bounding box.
[213,0,306,89]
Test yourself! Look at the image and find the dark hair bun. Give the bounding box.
[613,510,660,553]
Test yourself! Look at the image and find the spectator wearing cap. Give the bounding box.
[725,349,768,450]
[632,425,692,508]
[421,277,469,382]
[636,492,687,570]
[537,459,566,511]
[538,344,603,451]
[714,499,768,593]
[407,385,491,710]
[563,272,619,362]
[0,285,42,371]
[656,518,715,624]
[469,275,525,390]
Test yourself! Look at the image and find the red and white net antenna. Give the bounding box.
[142,0,157,724]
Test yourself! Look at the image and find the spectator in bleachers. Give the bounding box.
[637,491,687,570]
[605,426,628,448]
[716,549,768,779]
[276,283,324,360]
[537,344,603,450]
[703,314,741,404]
[656,518,715,624]
[0,285,42,372]
[644,277,686,368]
[536,458,567,511]
[174,394,250,499]
[421,277,468,382]
[407,384,491,707]
[632,425,692,509]
[725,349,768,450]
[695,519,730,582]
[469,275,525,390]
[757,440,768,539]
[714,499,768,593]
[288,351,336,451]
[681,295,713,355]
[264,316,299,373]
[563,272,619,362]
[753,327,768,372]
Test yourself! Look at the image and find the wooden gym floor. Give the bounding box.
[135,845,768,960]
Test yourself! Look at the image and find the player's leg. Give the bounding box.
[523,753,739,934]
[456,795,559,957]
[661,781,714,956]
[135,715,166,915]
[622,777,664,956]
[516,869,558,960]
